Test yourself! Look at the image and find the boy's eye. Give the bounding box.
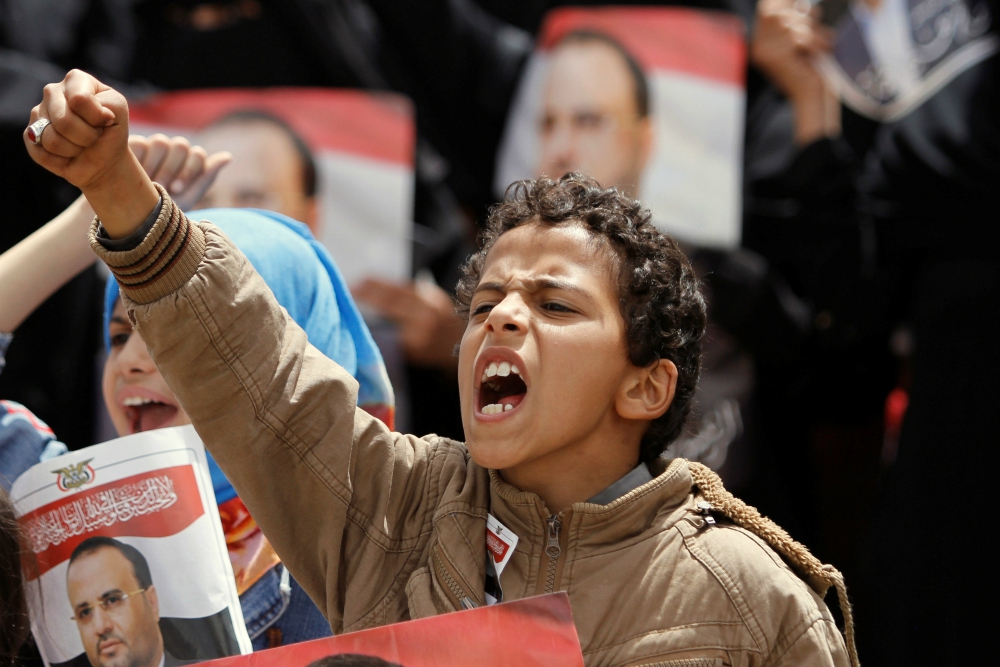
[110,332,130,348]
[471,303,494,317]
[542,302,574,314]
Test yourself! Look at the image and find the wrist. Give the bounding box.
[83,152,160,239]
[791,88,841,145]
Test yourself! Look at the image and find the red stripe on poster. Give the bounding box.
[129,88,414,166]
[538,7,747,87]
[196,593,583,667]
[18,465,204,579]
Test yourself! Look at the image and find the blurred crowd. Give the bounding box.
[0,0,996,664]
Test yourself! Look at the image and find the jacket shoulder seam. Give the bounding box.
[761,613,833,667]
[679,524,767,654]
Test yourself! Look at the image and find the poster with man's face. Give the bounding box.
[495,7,747,249]
[129,88,415,286]
[10,426,250,667]
[196,593,583,667]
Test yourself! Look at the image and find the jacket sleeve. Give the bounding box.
[90,190,447,632]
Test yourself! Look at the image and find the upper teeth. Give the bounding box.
[481,361,521,382]
[122,397,158,407]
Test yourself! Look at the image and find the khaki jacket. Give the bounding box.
[93,191,856,667]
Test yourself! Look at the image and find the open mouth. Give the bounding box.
[123,396,179,434]
[477,360,528,415]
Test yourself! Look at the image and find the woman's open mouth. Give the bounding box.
[122,395,179,434]
[476,358,528,417]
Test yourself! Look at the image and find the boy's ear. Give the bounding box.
[616,358,678,422]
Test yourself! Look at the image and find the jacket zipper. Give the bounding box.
[433,550,478,610]
[543,515,562,594]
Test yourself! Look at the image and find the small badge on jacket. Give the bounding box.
[485,514,518,605]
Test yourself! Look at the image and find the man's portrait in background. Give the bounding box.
[537,30,653,198]
[194,110,320,233]
[496,7,747,249]
[66,537,192,667]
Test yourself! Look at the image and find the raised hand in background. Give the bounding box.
[751,0,842,145]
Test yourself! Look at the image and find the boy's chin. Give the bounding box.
[465,435,530,472]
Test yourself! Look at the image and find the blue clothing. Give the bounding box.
[104,208,394,504]
[243,565,333,650]
[0,399,66,491]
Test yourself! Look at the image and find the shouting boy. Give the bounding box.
[25,71,856,666]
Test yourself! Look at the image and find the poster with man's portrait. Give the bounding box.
[495,7,747,249]
[10,426,251,667]
[128,88,416,285]
[196,593,583,667]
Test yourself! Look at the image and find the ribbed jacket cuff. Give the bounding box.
[90,183,206,305]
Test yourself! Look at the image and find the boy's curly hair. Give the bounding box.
[455,174,706,464]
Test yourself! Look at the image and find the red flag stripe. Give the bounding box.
[538,7,747,87]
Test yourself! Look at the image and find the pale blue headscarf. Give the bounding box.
[104,208,394,504]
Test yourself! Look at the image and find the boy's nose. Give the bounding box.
[484,295,527,335]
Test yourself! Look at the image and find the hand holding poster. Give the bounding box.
[495,7,748,249]
[197,594,583,667]
[11,426,250,667]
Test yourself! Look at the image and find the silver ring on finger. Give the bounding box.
[27,118,51,145]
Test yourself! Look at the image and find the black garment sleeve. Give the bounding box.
[95,197,162,251]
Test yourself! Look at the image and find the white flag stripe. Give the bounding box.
[316,151,413,285]
[640,71,744,249]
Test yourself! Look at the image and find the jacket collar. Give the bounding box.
[486,458,696,549]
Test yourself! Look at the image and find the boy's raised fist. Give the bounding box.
[24,70,131,191]
[25,70,159,238]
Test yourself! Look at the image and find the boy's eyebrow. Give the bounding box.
[110,315,130,325]
[475,278,594,299]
